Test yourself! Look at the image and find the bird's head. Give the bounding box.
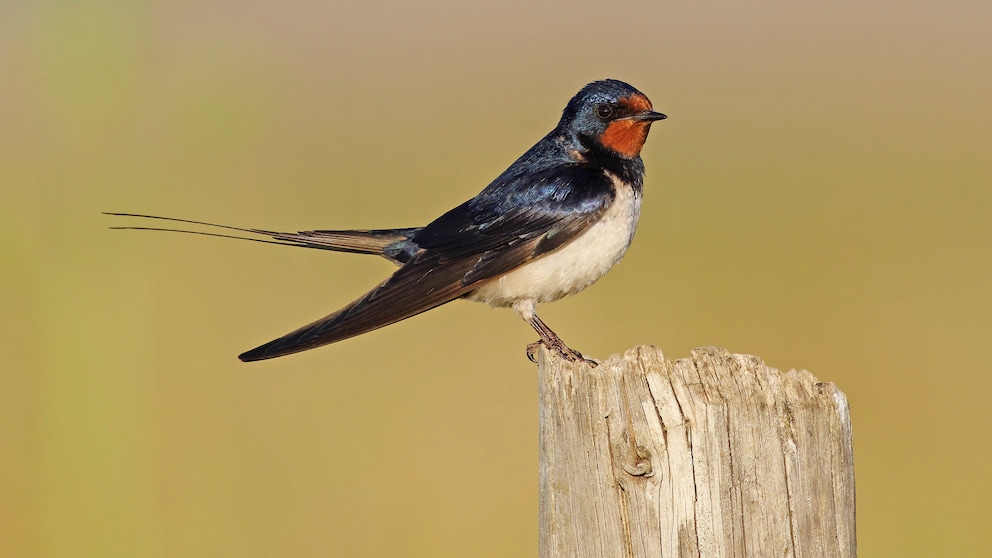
[559,79,666,159]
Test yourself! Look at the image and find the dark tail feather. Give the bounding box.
[104,212,420,262]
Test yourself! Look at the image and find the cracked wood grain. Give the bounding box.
[537,346,856,558]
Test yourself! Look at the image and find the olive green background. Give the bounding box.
[3,1,990,556]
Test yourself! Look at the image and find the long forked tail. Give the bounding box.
[104,212,421,264]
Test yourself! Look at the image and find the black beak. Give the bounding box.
[633,110,667,122]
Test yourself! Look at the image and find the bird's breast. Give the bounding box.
[468,172,641,308]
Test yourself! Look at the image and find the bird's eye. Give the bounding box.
[596,104,614,119]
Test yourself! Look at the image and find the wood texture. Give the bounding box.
[538,345,855,558]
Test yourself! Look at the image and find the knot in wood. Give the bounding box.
[622,445,653,477]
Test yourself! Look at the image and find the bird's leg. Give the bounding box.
[514,300,596,365]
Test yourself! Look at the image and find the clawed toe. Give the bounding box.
[526,341,543,363]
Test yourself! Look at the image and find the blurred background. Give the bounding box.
[2,0,990,556]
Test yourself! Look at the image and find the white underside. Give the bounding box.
[466,172,641,316]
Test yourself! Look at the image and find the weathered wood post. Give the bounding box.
[538,345,856,557]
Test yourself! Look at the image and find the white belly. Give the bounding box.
[467,175,641,308]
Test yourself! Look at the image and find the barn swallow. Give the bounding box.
[108,79,666,364]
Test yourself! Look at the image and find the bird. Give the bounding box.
[107,79,666,364]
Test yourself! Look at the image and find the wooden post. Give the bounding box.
[538,345,856,558]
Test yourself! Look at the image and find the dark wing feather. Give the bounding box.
[239,165,616,361]
[238,249,478,360]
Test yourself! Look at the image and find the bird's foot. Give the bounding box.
[526,339,598,366]
[523,311,597,365]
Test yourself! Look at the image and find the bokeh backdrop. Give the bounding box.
[3,0,990,556]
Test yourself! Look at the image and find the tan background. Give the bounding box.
[3,0,990,556]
